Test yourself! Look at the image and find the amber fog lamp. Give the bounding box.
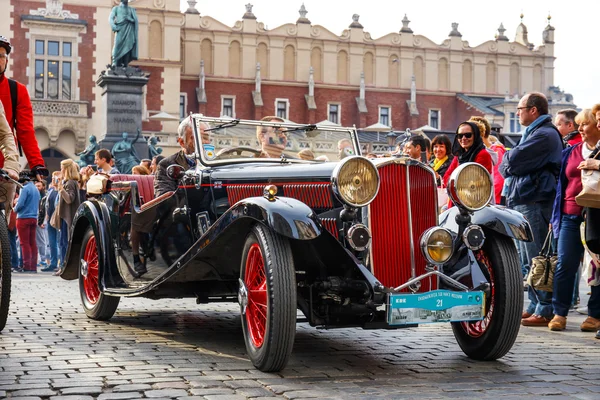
[331,156,380,207]
[420,227,454,265]
[263,184,278,201]
[447,163,493,211]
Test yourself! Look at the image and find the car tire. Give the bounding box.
[239,223,296,372]
[79,227,119,320]
[0,213,12,332]
[451,231,523,360]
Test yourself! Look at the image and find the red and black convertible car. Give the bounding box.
[60,116,531,372]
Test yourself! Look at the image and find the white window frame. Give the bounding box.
[179,92,188,120]
[509,111,521,133]
[327,102,341,125]
[378,105,392,127]
[274,98,290,120]
[428,109,441,130]
[220,95,236,118]
[30,37,76,101]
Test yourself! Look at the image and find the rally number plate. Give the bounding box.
[387,290,485,326]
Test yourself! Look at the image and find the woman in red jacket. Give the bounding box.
[443,120,494,187]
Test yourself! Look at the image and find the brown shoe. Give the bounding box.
[522,311,533,319]
[548,315,567,331]
[580,316,600,332]
[521,315,552,327]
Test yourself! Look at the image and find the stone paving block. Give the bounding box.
[97,393,144,400]
[224,379,265,389]
[143,389,189,398]
[234,387,277,397]
[11,389,59,397]
[59,387,105,395]
[113,384,153,392]
[189,388,236,396]
[49,396,94,400]
[203,396,248,400]
[151,382,189,390]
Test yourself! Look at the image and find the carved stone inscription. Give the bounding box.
[106,95,142,135]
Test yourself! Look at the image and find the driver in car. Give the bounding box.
[256,116,287,158]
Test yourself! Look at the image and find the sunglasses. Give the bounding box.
[457,133,473,140]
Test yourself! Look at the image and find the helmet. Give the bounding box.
[0,35,12,55]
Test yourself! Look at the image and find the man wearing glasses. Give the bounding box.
[499,92,563,327]
[256,116,288,158]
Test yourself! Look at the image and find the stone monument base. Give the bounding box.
[97,66,150,171]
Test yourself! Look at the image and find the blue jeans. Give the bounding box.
[8,228,19,268]
[59,219,69,266]
[514,201,554,319]
[47,225,59,269]
[552,214,585,317]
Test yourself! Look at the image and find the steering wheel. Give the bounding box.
[216,146,263,158]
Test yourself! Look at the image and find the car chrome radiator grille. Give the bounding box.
[227,183,333,211]
[368,162,438,292]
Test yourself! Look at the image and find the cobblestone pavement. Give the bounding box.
[1,274,599,400]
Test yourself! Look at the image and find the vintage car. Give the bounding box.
[60,116,531,372]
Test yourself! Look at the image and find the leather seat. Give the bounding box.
[110,174,155,205]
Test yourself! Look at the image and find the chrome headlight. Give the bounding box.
[447,162,493,211]
[331,156,380,207]
[420,227,454,265]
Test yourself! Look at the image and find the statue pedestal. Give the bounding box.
[97,67,150,170]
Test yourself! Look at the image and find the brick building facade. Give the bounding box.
[3,0,575,169]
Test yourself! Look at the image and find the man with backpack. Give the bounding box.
[0,35,48,212]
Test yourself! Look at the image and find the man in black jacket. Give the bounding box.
[154,118,209,197]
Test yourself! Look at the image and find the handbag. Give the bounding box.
[581,221,600,287]
[575,151,600,208]
[527,231,557,292]
[50,199,61,230]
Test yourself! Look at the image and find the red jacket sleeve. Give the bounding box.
[474,149,494,176]
[443,157,458,187]
[16,82,45,168]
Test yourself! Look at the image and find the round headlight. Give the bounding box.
[331,156,380,207]
[447,162,493,211]
[420,227,454,265]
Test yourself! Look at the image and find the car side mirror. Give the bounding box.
[166,164,185,180]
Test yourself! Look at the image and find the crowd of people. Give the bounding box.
[394,92,600,339]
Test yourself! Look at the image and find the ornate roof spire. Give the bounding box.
[449,22,462,37]
[242,3,256,20]
[186,0,199,14]
[349,14,363,29]
[496,23,508,41]
[400,14,413,33]
[297,3,311,24]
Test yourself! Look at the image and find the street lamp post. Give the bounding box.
[386,131,398,153]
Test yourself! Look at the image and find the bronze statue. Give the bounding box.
[109,0,139,68]
[76,135,98,168]
[148,136,163,159]
[112,130,141,174]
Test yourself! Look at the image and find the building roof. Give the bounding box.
[457,94,506,117]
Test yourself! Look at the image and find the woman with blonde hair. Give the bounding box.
[56,159,81,274]
[547,108,600,332]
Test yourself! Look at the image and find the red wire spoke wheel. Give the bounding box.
[239,224,296,372]
[245,243,268,348]
[451,232,522,360]
[79,227,119,320]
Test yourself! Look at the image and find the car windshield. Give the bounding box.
[191,115,359,165]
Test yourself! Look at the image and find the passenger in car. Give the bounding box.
[256,116,287,158]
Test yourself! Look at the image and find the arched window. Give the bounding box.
[337,50,348,83]
[363,52,374,85]
[229,41,241,77]
[148,21,163,59]
[201,39,213,74]
[462,59,472,92]
[510,62,520,95]
[284,45,296,80]
[388,54,399,87]
[438,58,448,90]
[533,64,543,92]
[310,47,322,82]
[414,56,424,89]
[256,43,269,78]
[486,61,496,93]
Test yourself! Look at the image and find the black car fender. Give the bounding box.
[439,205,533,242]
[60,200,116,282]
